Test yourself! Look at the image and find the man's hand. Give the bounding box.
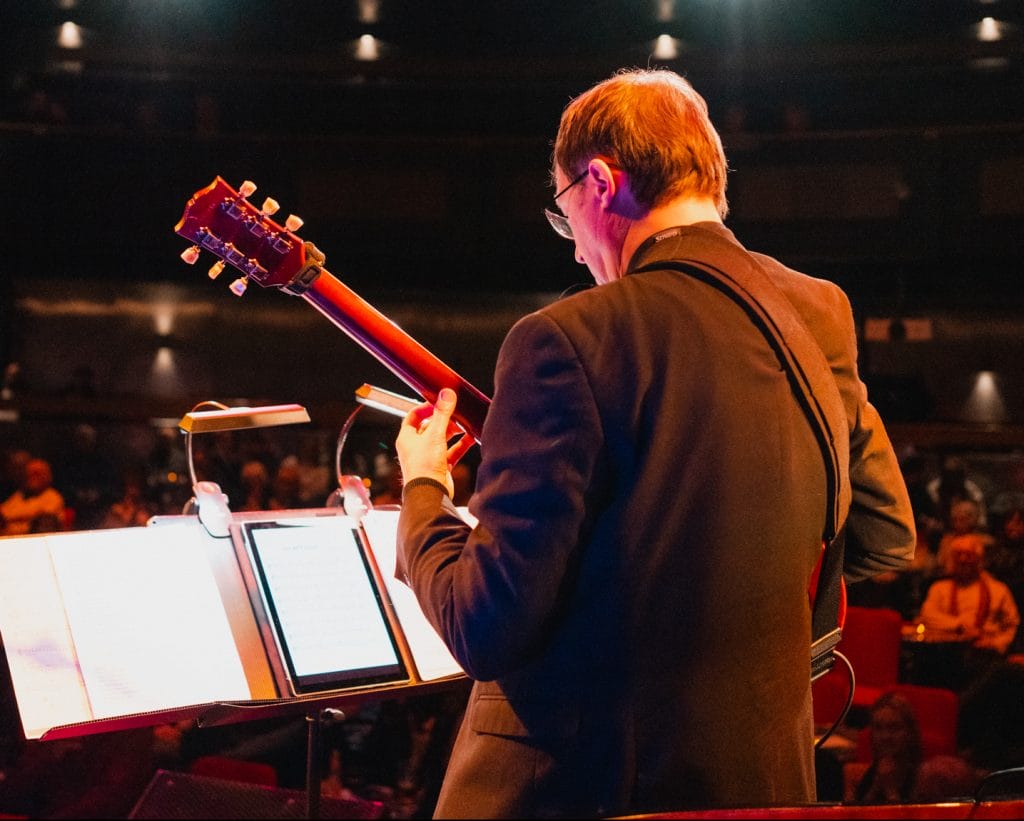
[396,388,459,497]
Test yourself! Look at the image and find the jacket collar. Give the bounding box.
[625,221,741,274]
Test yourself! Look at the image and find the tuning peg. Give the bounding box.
[208,260,225,280]
[181,245,201,264]
[284,214,304,232]
[239,180,257,198]
[261,197,280,216]
[229,276,249,296]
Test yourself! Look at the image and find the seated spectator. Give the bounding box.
[0,458,65,536]
[291,440,331,506]
[846,691,980,803]
[238,460,272,511]
[53,423,117,530]
[0,448,31,500]
[267,461,303,510]
[927,455,988,529]
[99,466,154,528]
[935,499,993,577]
[985,507,1024,623]
[920,533,1020,655]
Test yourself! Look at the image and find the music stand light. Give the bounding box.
[177,402,311,535]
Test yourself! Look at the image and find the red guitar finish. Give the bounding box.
[174,177,491,446]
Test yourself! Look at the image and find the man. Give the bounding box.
[0,457,65,536]
[395,69,915,818]
[920,533,1020,655]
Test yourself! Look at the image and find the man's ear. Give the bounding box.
[587,157,642,218]
[587,158,619,209]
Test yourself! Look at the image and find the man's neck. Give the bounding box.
[618,197,723,274]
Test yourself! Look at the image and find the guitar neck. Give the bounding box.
[301,269,491,440]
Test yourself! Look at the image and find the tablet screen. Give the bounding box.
[241,518,407,694]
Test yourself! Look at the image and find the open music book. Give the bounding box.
[0,507,464,740]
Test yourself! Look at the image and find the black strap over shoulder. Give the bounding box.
[633,231,850,675]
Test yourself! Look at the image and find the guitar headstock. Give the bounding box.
[174,177,322,296]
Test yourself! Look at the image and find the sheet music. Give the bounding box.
[47,523,251,719]
[361,509,464,681]
[0,537,93,738]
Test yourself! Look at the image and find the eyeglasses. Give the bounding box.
[544,170,588,240]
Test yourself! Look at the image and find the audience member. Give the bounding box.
[846,691,980,804]
[320,747,360,802]
[935,499,993,578]
[371,454,403,506]
[238,459,272,511]
[920,533,1020,655]
[927,456,988,530]
[267,461,303,510]
[0,448,31,501]
[291,439,332,506]
[985,506,1024,633]
[53,424,119,530]
[145,428,191,515]
[99,466,154,528]
[901,452,944,553]
[0,458,65,536]
[916,533,1020,691]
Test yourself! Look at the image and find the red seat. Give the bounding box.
[838,605,904,710]
[189,755,278,787]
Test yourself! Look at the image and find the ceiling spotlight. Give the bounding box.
[57,21,83,49]
[354,34,381,61]
[652,34,680,61]
[976,16,1004,42]
[964,370,1007,424]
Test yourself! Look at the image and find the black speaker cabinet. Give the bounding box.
[129,770,384,820]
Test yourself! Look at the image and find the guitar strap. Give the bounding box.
[632,229,851,680]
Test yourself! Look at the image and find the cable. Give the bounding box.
[971,766,1024,810]
[814,649,855,751]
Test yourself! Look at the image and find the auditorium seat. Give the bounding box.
[836,606,904,711]
[188,755,278,787]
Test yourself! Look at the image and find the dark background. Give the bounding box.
[1,0,1023,430]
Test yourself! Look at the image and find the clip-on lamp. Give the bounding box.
[178,401,311,536]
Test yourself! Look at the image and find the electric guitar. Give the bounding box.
[175,177,846,661]
[174,176,491,455]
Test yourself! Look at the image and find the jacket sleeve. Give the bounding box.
[822,286,917,582]
[397,310,603,681]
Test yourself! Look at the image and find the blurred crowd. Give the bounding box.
[0,422,1022,815]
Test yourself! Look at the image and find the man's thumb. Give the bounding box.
[436,388,457,412]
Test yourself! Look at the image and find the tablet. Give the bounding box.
[240,517,407,694]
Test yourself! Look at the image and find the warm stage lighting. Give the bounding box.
[355,34,381,61]
[977,16,1004,42]
[964,370,1007,424]
[653,34,680,60]
[57,21,83,49]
